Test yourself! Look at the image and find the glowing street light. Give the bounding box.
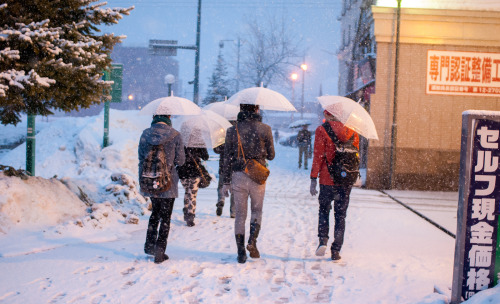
[300,63,308,119]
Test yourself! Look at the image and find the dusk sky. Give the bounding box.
[102,0,343,103]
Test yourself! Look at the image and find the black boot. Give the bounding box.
[216,201,223,216]
[331,247,341,261]
[235,234,247,263]
[154,242,169,264]
[185,213,195,227]
[246,222,261,259]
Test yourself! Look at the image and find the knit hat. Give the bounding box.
[151,115,172,126]
[240,104,259,113]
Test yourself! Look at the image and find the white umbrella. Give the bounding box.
[203,101,239,121]
[173,110,232,148]
[140,96,202,116]
[225,87,296,112]
[318,95,379,140]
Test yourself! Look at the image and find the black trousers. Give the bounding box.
[145,197,175,253]
[317,184,352,252]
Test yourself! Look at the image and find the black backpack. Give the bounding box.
[322,122,360,187]
[140,144,172,195]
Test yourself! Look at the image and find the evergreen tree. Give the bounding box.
[0,1,133,125]
[203,52,232,105]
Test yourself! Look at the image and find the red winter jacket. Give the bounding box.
[310,120,360,186]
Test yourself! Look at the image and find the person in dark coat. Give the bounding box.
[138,114,185,264]
[297,124,312,170]
[176,145,209,227]
[221,104,275,263]
[214,120,236,218]
[309,110,359,261]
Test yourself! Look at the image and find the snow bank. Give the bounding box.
[0,172,86,231]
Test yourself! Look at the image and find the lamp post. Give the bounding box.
[389,0,402,189]
[291,73,298,122]
[300,63,308,120]
[165,74,175,96]
[219,38,242,92]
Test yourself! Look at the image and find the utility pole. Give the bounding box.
[236,37,242,92]
[193,0,202,104]
[389,0,402,189]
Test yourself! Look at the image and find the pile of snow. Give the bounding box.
[0,110,154,236]
[0,172,86,231]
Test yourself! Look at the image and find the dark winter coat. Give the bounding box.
[138,122,186,198]
[176,147,209,180]
[222,111,275,184]
[297,129,312,147]
[310,120,359,186]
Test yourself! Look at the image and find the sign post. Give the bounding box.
[102,64,123,148]
[451,110,500,303]
[26,113,35,176]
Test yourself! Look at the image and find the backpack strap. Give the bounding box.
[322,122,353,147]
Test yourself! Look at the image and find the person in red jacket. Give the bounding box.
[309,110,359,261]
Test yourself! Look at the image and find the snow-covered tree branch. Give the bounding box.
[0,0,133,125]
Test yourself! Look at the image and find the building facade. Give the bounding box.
[368,6,500,190]
[338,1,500,190]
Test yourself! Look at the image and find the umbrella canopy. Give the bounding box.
[173,110,232,148]
[140,96,202,116]
[289,119,312,129]
[225,87,296,112]
[203,101,239,121]
[318,95,379,140]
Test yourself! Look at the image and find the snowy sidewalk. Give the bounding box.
[0,144,458,304]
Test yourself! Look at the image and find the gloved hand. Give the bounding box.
[222,184,231,197]
[310,179,318,196]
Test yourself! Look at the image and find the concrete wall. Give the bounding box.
[367,6,500,190]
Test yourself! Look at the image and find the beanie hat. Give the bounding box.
[152,115,172,126]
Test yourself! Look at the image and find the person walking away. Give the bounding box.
[274,129,280,143]
[139,114,185,264]
[309,110,359,261]
[222,104,275,263]
[297,125,312,169]
[177,143,209,227]
[214,141,236,218]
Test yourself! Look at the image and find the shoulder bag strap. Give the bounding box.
[235,126,246,161]
[191,154,207,183]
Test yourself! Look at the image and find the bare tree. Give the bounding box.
[239,15,304,89]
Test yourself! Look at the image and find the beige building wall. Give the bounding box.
[367,6,500,190]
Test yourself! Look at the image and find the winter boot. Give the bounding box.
[216,201,223,216]
[235,234,247,263]
[246,222,261,259]
[331,249,341,261]
[315,237,328,256]
[185,214,195,227]
[154,244,169,264]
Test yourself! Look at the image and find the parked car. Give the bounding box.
[279,134,298,147]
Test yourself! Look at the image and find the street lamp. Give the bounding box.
[291,73,298,122]
[389,0,402,189]
[300,63,308,119]
[164,74,175,96]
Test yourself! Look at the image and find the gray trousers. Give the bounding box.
[231,171,266,235]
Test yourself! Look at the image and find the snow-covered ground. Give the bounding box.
[0,110,498,303]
